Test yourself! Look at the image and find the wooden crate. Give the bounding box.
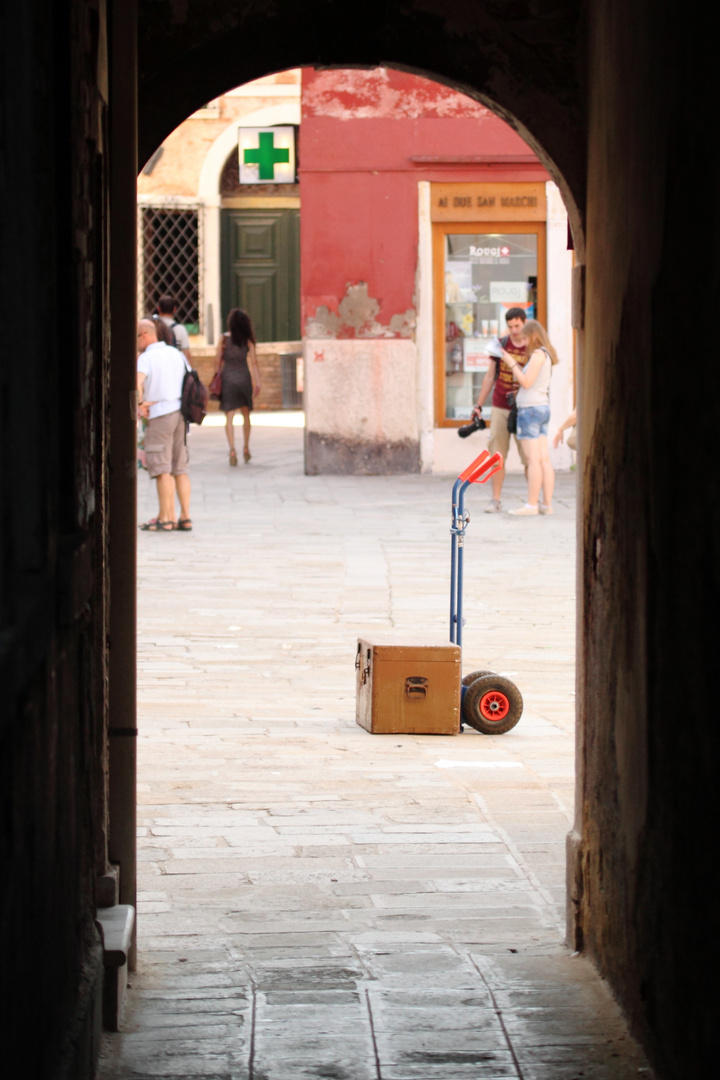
[356,636,461,735]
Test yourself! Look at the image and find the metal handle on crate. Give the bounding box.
[405,676,428,700]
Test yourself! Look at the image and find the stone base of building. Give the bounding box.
[305,431,420,475]
[303,338,419,475]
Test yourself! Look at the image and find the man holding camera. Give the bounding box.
[471,307,529,513]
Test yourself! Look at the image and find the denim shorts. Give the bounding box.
[516,404,550,440]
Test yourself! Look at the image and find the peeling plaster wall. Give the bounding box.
[300,67,549,474]
[302,66,495,121]
[301,67,548,342]
[305,282,416,340]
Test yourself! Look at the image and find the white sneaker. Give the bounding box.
[484,499,502,513]
[508,503,539,516]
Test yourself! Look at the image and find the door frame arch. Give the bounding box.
[197,104,301,343]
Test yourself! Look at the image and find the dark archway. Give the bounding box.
[136,7,719,1079]
[137,2,587,259]
[4,3,718,1079]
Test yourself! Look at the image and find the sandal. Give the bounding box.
[243,448,251,464]
[139,519,174,532]
[177,519,193,531]
[229,449,237,466]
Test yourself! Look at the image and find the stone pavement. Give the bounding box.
[99,416,654,1080]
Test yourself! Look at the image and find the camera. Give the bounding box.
[457,412,487,438]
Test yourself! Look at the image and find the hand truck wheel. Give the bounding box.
[462,669,495,687]
[462,673,523,735]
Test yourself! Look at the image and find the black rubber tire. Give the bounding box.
[462,669,495,687]
[462,673,523,735]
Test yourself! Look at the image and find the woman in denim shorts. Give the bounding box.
[500,320,559,516]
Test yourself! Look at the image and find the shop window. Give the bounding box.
[138,207,202,333]
[433,219,546,427]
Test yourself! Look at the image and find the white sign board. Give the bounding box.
[463,338,492,372]
[238,127,296,184]
[489,281,529,303]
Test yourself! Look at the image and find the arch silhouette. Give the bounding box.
[138,3,586,257]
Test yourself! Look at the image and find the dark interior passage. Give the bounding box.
[2,3,718,1079]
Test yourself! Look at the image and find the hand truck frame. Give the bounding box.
[450,450,524,734]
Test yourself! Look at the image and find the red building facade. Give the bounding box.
[299,68,572,474]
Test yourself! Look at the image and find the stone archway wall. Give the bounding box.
[4,3,716,1079]
[137,5,719,1077]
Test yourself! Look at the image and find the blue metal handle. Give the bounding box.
[449,478,472,647]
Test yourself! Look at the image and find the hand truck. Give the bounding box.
[451,450,524,734]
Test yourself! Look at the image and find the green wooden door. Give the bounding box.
[221,208,300,343]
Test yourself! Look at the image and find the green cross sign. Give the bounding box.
[243,132,290,181]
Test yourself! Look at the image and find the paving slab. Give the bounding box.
[99,418,654,1080]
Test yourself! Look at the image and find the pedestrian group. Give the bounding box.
[471,307,574,516]
[136,296,574,532]
[136,295,260,532]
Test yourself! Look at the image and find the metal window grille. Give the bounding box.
[138,206,202,330]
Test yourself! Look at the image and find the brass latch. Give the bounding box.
[355,643,371,684]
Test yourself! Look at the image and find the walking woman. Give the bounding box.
[500,319,559,515]
[213,308,261,464]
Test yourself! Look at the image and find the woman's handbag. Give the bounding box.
[209,370,223,400]
[209,338,224,400]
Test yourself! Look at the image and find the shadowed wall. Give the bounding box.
[1,2,111,1074]
[2,3,717,1078]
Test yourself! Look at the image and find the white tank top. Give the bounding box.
[517,348,552,408]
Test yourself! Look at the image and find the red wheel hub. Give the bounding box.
[479,690,510,722]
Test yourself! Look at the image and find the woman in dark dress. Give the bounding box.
[213,308,261,464]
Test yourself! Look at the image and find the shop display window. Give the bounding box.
[434,222,545,425]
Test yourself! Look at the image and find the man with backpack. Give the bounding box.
[156,294,191,361]
[136,317,192,531]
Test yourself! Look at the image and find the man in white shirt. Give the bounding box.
[137,318,192,531]
[156,294,191,361]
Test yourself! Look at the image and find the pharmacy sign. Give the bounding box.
[238,127,296,184]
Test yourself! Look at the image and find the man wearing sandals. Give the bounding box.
[136,318,192,532]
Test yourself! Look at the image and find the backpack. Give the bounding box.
[169,319,183,352]
[181,360,208,425]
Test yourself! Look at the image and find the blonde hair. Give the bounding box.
[521,319,559,365]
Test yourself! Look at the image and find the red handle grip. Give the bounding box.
[471,453,503,484]
[458,450,489,483]
[459,451,504,485]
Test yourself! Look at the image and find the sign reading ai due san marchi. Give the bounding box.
[431,182,546,221]
[238,127,296,184]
